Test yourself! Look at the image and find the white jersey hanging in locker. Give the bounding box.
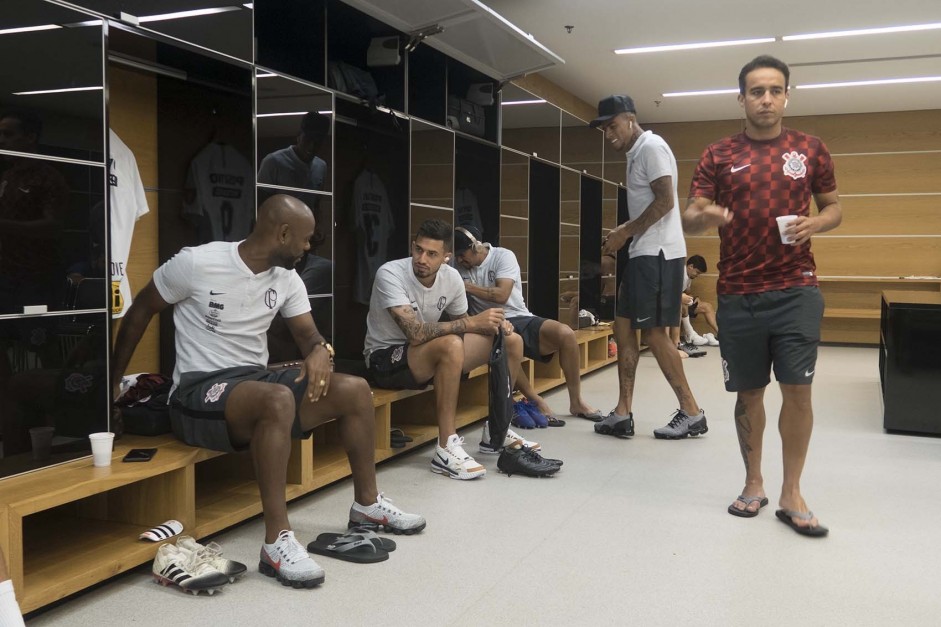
[353,169,394,304]
[183,142,254,242]
[108,129,150,317]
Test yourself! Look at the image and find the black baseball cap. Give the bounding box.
[589,95,636,128]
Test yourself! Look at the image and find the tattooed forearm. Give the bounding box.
[389,306,467,345]
[734,397,752,471]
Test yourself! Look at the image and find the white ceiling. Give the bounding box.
[485,0,941,123]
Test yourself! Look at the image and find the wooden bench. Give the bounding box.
[0,327,616,613]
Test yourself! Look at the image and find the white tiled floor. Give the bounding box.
[27,346,941,626]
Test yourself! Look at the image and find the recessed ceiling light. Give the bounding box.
[797,76,941,89]
[256,72,277,78]
[14,86,103,96]
[502,99,546,106]
[662,88,740,98]
[257,111,333,117]
[783,22,941,41]
[615,37,774,55]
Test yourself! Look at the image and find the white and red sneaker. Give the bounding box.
[348,493,426,535]
[259,530,325,588]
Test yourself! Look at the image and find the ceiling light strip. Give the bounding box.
[0,24,61,35]
[138,7,242,23]
[783,22,941,41]
[502,99,546,105]
[13,86,103,96]
[798,76,941,89]
[615,38,774,55]
[662,88,739,98]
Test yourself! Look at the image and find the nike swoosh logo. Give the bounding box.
[436,453,449,465]
[804,369,815,377]
[731,164,751,173]
[636,316,651,323]
[367,514,389,524]
[18,187,31,194]
[210,291,226,295]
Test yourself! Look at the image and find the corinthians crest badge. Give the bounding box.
[781,151,807,180]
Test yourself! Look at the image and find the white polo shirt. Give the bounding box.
[625,130,686,260]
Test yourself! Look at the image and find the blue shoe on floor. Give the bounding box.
[511,401,536,429]
[520,401,549,428]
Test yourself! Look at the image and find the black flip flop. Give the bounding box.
[390,428,413,442]
[574,411,603,422]
[546,415,566,427]
[775,509,829,537]
[307,529,391,563]
[727,495,769,518]
[314,527,396,552]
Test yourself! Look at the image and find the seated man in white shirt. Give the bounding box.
[111,194,424,590]
[679,255,719,346]
[453,226,602,423]
[364,219,545,481]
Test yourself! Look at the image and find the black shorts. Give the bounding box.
[169,366,311,453]
[615,252,684,329]
[717,286,824,392]
[508,315,552,362]
[366,344,431,390]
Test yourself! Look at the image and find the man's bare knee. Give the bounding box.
[506,332,523,360]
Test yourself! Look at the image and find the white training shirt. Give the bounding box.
[153,241,310,388]
[624,131,686,260]
[257,147,326,191]
[353,169,395,304]
[456,245,531,318]
[363,258,468,361]
[183,143,255,242]
[108,130,149,318]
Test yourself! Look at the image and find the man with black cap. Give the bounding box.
[590,95,707,440]
[453,226,602,426]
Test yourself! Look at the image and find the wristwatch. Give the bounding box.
[316,340,335,360]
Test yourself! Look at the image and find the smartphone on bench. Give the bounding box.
[122,448,158,462]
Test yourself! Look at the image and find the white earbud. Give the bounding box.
[784,99,789,108]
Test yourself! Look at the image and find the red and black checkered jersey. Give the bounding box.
[688,128,837,295]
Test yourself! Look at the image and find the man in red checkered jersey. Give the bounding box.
[684,55,842,537]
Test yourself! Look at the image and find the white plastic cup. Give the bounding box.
[776,215,799,245]
[89,432,115,467]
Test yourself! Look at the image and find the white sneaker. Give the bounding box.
[259,530,325,588]
[152,543,229,595]
[349,493,426,535]
[176,536,247,583]
[431,434,487,480]
[686,333,709,346]
[703,333,719,346]
[478,422,541,454]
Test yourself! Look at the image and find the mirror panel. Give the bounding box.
[0,312,109,478]
[561,110,602,178]
[256,71,333,194]
[410,119,453,209]
[500,84,560,163]
[72,0,253,61]
[0,1,104,162]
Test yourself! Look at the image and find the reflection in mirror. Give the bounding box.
[256,71,333,193]
[454,137,499,242]
[561,110,602,178]
[411,119,453,209]
[268,296,333,365]
[257,187,333,267]
[0,1,104,162]
[1,156,106,314]
[68,0,253,61]
[500,84,560,163]
[0,312,108,478]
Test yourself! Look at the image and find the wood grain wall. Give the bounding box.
[108,65,160,373]
[647,110,941,324]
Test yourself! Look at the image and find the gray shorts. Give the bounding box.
[169,366,311,453]
[615,252,684,329]
[508,315,552,362]
[717,287,824,392]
